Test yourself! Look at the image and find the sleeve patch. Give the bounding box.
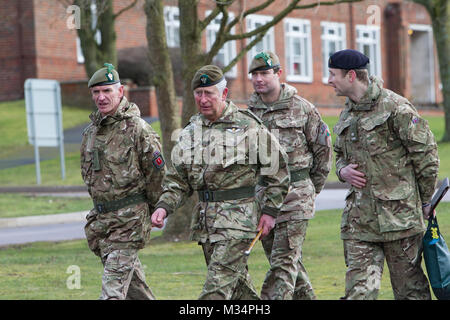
[317,122,331,146]
[152,151,165,169]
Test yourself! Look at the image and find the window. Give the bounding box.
[321,22,346,82]
[356,25,381,76]
[246,15,275,76]
[206,11,237,77]
[76,37,85,64]
[284,18,313,82]
[164,6,180,48]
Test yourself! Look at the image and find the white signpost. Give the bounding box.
[24,79,65,185]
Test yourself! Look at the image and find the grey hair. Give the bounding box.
[215,78,227,95]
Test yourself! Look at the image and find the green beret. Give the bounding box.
[328,49,369,70]
[191,65,225,91]
[88,63,120,88]
[248,51,280,73]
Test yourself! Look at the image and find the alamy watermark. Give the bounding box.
[66,265,81,290]
[66,5,81,30]
[170,127,282,176]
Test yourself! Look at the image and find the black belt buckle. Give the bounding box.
[95,203,105,213]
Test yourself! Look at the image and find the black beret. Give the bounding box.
[328,49,369,70]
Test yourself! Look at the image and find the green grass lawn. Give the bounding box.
[0,100,93,159]
[2,203,450,300]
[0,194,92,218]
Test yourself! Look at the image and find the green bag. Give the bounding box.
[423,216,450,300]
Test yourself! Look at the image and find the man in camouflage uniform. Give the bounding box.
[329,49,440,299]
[151,65,290,300]
[247,51,332,300]
[81,63,165,300]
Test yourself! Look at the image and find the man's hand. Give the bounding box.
[151,208,167,228]
[257,214,275,238]
[340,163,367,188]
[422,204,436,220]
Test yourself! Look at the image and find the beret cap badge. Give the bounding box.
[200,74,209,85]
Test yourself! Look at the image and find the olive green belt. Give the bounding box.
[197,186,255,202]
[259,167,309,186]
[93,192,147,213]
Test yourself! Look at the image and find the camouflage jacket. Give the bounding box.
[156,100,290,243]
[81,97,165,256]
[248,83,332,221]
[333,76,439,242]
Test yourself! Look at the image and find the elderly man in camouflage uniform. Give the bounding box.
[81,63,165,300]
[151,65,290,300]
[247,51,332,300]
[329,49,440,300]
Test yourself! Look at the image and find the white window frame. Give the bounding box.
[409,23,436,103]
[164,6,180,48]
[246,14,275,78]
[321,22,346,83]
[284,18,313,83]
[355,24,382,77]
[206,11,237,78]
[76,37,85,64]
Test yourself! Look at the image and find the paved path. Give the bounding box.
[2,187,449,246]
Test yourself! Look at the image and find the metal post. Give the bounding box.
[55,83,65,180]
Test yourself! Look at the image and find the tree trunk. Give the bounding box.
[428,1,450,141]
[97,0,117,68]
[179,0,204,127]
[75,0,99,77]
[145,0,179,161]
[145,0,193,240]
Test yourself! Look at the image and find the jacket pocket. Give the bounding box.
[372,167,420,233]
[105,146,141,188]
[274,116,306,157]
[359,111,391,155]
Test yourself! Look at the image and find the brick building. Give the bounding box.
[0,0,442,116]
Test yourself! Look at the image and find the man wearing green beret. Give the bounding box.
[329,49,439,299]
[81,63,166,299]
[247,51,332,300]
[151,65,290,299]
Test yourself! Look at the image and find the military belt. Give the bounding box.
[93,192,147,213]
[197,186,255,202]
[258,167,309,186]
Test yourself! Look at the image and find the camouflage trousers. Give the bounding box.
[199,239,260,300]
[100,248,155,300]
[342,233,431,300]
[260,220,316,300]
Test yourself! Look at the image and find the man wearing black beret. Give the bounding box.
[329,49,440,300]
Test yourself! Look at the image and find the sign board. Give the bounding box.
[24,79,64,147]
[24,79,65,184]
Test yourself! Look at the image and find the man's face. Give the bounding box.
[328,68,351,97]
[90,84,124,116]
[250,68,281,95]
[193,85,228,121]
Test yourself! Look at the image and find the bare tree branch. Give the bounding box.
[114,0,138,19]
[295,0,362,9]
[225,0,275,32]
